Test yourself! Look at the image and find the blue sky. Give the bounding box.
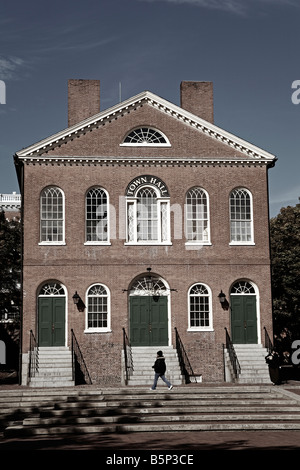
[0,0,299,217]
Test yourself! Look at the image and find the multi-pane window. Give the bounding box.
[40,187,64,243]
[122,127,169,145]
[86,187,109,243]
[188,284,212,330]
[230,188,253,243]
[186,188,210,243]
[86,284,110,331]
[126,185,170,244]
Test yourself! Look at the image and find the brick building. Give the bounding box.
[14,80,276,386]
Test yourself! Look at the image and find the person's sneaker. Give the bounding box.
[168,385,173,390]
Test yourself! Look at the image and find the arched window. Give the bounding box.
[85,187,109,244]
[188,284,213,331]
[231,281,256,295]
[39,282,65,296]
[126,180,171,245]
[122,127,170,146]
[230,188,254,244]
[86,284,110,332]
[40,187,64,244]
[185,188,210,244]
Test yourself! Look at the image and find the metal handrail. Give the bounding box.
[29,329,39,379]
[174,327,197,383]
[71,329,92,385]
[264,326,274,353]
[122,328,134,384]
[224,327,241,379]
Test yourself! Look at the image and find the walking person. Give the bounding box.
[150,350,173,390]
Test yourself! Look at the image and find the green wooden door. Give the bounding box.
[130,296,168,346]
[38,297,65,347]
[230,295,257,344]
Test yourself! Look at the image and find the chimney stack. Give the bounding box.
[68,79,100,127]
[180,81,214,123]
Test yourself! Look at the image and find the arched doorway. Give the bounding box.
[230,280,258,344]
[38,282,66,347]
[129,273,169,347]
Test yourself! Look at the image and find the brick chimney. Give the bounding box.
[180,81,214,123]
[68,79,100,127]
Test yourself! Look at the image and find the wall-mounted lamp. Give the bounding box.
[72,291,85,312]
[218,290,229,310]
[72,291,80,305]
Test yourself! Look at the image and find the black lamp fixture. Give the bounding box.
[72,291,80,305]
[146,267,154,292]
[72,291,85,312]
[218,290,229,310]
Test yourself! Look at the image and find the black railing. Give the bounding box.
[264,326,274,353]
[224,327,241,380]
[29,329,39,379]
[122,328,134,385]
[71,329,92,385]
[174,327,197,384]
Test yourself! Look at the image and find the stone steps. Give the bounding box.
[225,344,271,384]
[29,347,74,387]
[128,346,184,386]
[3,385,300,437]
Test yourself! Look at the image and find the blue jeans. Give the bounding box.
[151,372,171,390]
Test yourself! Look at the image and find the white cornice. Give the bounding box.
[15,90,277,163]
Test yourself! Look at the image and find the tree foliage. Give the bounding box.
[270,203,300,337]
[0,210,21,320]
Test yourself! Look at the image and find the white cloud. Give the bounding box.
[0,56,25,80]
[138,0,298,15]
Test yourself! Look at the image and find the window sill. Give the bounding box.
[185,242,212,246]
[229,242,255,246]
[39,242,66,246]
[84,242,111,246]
[124,242,172,246]
[187,328,214,332]
[84,329,112,334]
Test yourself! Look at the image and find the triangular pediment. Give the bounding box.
[15,90,276,164]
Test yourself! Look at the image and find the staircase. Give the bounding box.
[225,344,271,384]
[128,346,183,386]
[3,385,300,438]
[29,347,74,387]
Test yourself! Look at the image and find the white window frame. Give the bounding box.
[84,187,111,246]
[125,185,171,245]
[39,186,65,245]
[120,127,171,147]
[185,187,211,246]
[229,188,255,245]
[85,283,111,333]
[187,283,213,332]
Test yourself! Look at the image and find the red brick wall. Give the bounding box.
[19,82,274,385]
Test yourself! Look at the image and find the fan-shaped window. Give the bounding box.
[231,281,256,295]
[188,283,213,330]
[86,284,110,332]
[39,282,65,296]
[122,127,170,146]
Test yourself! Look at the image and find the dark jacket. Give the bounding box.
[153,356,166,376]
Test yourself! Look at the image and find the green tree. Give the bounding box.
[0,210,21,321]
[270,202,300,337]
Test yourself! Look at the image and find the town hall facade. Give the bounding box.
[14,80,276,386]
